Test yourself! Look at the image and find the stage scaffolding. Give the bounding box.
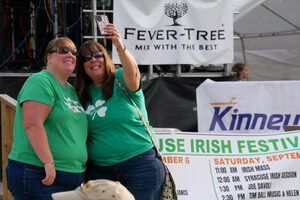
[0,0,234,80]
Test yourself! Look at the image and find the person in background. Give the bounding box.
[6,37,88,200]
[231,62,248,81]
[74,23,165,200]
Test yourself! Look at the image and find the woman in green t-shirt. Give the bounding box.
[75,24,165,200]
[6,37,88,200]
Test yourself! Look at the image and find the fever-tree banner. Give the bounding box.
[156,132,300,199]
[113,0,233,65]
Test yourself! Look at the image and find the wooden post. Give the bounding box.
[0,94,16,200]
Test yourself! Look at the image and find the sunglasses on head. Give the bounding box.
[50,47,78,56]
[84,51,104,62]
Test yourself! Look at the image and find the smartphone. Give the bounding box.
[94,15,112,36]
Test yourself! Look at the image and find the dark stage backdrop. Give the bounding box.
[143,76,234,132]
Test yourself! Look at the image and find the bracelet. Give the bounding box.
[117,44,127,55]
[44,160,54,166]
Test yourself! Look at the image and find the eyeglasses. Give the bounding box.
[84,51,104,62]
[50,47,78,56]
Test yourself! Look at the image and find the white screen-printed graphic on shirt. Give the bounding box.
[85,100,107,120]
[63,96,85,113]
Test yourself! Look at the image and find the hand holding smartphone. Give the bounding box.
[94,15,112,36]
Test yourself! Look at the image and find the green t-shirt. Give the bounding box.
[9,70,88,173]
[86,68,154,166]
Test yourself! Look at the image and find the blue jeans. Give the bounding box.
[85,148,165,200]
[6,159,84,200]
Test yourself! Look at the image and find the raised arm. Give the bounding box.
[105,24,140,91]
[22,101,55,185]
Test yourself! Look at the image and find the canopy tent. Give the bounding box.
[232,0,300,80]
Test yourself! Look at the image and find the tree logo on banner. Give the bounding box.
[164,3,188,26]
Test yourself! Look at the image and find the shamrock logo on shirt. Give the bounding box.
[85,100,107,120]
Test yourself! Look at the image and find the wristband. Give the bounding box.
[117,44,127,55]
[44,160,54,166]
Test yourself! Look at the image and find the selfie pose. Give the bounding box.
[6,37,88,200]
[75,23,165,200]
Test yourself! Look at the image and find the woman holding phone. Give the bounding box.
[75,23,165,200]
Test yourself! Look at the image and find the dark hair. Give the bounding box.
[44,37,76,65]
[231,62,246,79]
[74,40,116,107]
